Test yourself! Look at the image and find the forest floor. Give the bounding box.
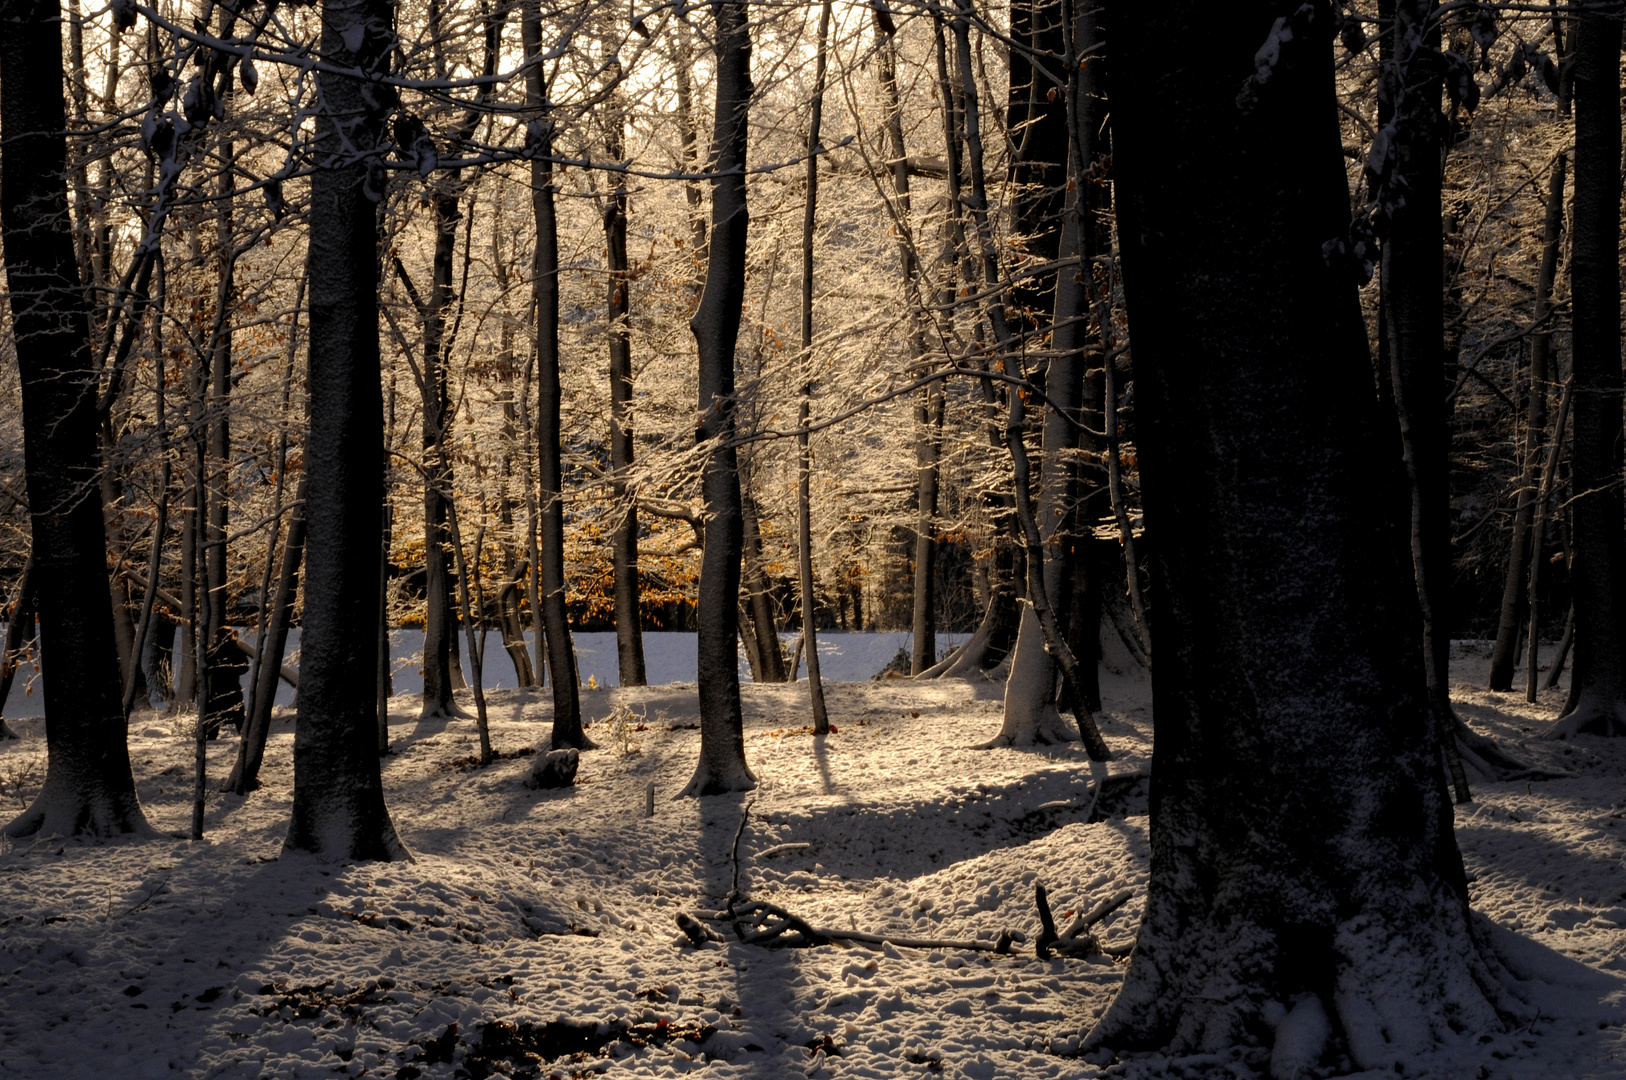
[0,646,1623,1079]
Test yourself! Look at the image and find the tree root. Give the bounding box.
[677,795,1027,954]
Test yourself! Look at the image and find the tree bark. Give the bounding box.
[1550,1,1626,737]
[799,0,833,730]
[1488,148,1567,689]
[1380,0,1468,802]
[523,0,587,748]
[227,481,306,794]
[739,478,785,682]
[1088,2,1525,1060]
[0,557,35,739]
[0,0,149,838]
[286,0,407,860]
[604,84,648,688]
[680,0,757,796]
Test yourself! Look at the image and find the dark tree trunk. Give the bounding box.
[1379,0,1468,800]
[1005,0,1067,319]
[286,0,406,860]
[739,479,786,682]
[604,94,647,687]
[523,1,587,749]
[228,481,306,794]
[497,387,537,687]
[1552,1,1626,736]
[0,557,35,739]
[799,0,833,730]
[679,0,756,796]
[1488,147,1567,690]
[1088,1,1524,1061]
[0,0,149,838]
[418,192,460,719]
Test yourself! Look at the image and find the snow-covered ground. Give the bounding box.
[0,644,1623,1078]
[0,629,971,718]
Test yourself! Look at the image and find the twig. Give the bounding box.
[120,875,172,917]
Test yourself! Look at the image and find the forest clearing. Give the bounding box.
[1,649,1624,1079]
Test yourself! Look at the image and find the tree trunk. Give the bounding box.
[227,481,306,794]
[950,4,1107,759]
[1087,2,1526,1060]
[0,557,35,739]
[604,90,647,687]
[286,0,407,860]
[799,0,833,731]
[1488,147,1567,689]
[523,1,587,748]
[497,387,537,687]
[1380,0,1468,801]
[1550,1,1626,737]
[739,479,786,682]
[1004,0,1067,321]
[418,191,461,719]
[679,0,757,797]
[0,0,149,838]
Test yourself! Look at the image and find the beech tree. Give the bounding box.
[679,0,756,797]
[284,0,406,860]
[1548,0,1626,737]
[1088,0,1534,1064]
[1,0,149,838]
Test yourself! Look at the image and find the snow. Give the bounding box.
[1,628,971,719]
[0,642,1622,1078]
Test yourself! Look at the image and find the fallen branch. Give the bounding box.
[1034,883,1135,959]
[756,842,811,858]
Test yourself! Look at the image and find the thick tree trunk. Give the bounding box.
[1004,0,1067,320]
[680,0,757,797]
[523,1,587,748]
[1088,3,1526,1061]
[286,0,407,860]
[1488,150,1567,689]
[227,482,306,794]
[1550,2,1626,737]
[0,0,149,838]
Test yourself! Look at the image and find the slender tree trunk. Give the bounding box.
[0,558,35,739]
[286,0,407,860]
[227,480,306,794]
[950,2,1108,759]
[1088,2,1524,1057]
[418,192,460,718]
[798,0,832,731]
[604,87,647,687]
[1381,0,1468,801]
[1489,148,1567,689]
[1550,1,1626,737]
[446,506,492,764]
[523,0,587,748]
[0,0,149,838]
[497,386,537,687]
[680,0,757,797]
[673,17,708,277]
[739,479,786,681]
